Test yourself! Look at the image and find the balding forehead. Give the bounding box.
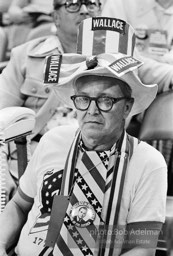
[75,75,128,87]
[75,75,132,97]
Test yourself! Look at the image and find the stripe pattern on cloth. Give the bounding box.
[54,149,109,255]
[77,17,136,56]
[40,131,140,256]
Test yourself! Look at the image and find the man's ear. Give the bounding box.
[124,98,134,119]
[53,10,60,28]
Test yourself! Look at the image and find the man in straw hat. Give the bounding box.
[0,0,170,208]
[0,17,167,256]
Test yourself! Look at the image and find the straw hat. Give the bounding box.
[52,17,158,116]
[54,52,158,116]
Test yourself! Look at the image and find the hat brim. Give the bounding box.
[54,54,158,116]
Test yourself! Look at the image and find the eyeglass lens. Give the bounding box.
[66,0,100,12]
[71,96,125,112]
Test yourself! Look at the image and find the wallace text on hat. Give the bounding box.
[92,17,126,33]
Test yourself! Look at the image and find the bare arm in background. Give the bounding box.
[0,191,33,256]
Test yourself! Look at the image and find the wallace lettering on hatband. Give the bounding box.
[44,55,62,84]
[92,17,126,34]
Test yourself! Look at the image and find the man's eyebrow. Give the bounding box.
[75,92,89,95]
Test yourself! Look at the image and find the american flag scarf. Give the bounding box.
[40,130,139,256]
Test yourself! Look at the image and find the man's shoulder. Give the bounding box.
[132,139,167,169]
[11,35,62,57]
[127,139,167,189]
[11,36,49,52]
[40,124,79,146]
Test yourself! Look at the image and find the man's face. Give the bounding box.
[73,76,133,149]
[78,208,87,219]
[54,0,101,37]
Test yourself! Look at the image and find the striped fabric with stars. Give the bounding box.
[53,147,111,256]
[40,131,139,256]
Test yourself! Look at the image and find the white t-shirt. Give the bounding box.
[15,125,167,255]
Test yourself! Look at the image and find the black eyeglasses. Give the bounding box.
[71,95,128,112]
[54,0,101,13]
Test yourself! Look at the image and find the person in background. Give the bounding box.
[7,0,54,48]
[102,0,173,63]
[102,0,173,196]
[0,0,54,62]
[0,18,167,254]
[0,0,12,61]
[0,0,101,202]
[0,0,12,27]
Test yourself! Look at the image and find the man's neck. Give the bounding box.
[57,30,77,53]
[81,133,123,152]
[82,139,115,152]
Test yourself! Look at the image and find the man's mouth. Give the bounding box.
[85,121,102,125]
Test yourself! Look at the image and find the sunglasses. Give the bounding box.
[54,0,101,13]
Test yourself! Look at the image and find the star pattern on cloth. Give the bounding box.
[79,139,116,172]
[30,169,63,234]
[75,171,103,220]
[97,151,109,169]
[64,214,94,256]
[41,169,63,214]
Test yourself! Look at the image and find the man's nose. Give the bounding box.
[87,100,99,115]
[79,3,89,15]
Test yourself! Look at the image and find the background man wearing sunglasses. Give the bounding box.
[0,0,101,133]
[0,0,101,202]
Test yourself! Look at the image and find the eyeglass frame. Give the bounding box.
[70,95,130,112]
[54,0,101,13]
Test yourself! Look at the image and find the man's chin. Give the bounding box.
[83,125,103,138]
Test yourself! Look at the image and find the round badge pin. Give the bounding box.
[70,201,96,228]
